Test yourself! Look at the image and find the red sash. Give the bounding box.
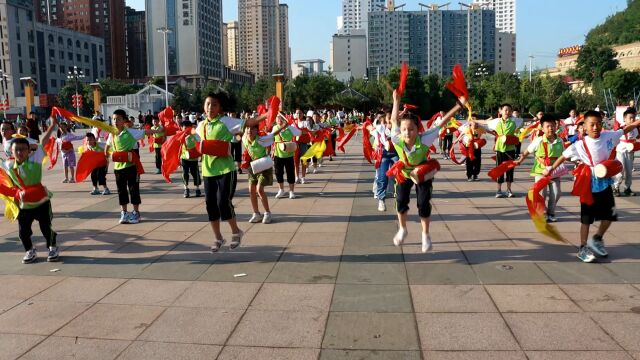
[12,168,48,205]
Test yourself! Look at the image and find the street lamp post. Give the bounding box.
[157,27,173,108]
[0,70,10,119]
[67,66,85,115]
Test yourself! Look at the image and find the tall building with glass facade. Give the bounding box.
[146,0,223,86]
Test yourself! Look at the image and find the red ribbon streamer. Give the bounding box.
[446,64,469,99]
[75,151,108,183]
[488,160,517,182]
[397,62,408,98]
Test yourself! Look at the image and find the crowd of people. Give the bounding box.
[1,90,639,265]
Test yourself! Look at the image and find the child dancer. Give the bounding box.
[294,112,313,184]
[390,90,465,252]
[516,115,564,222]
[453,117,485,181]
[58,122,86,183]
[180,120,202,198]
[193,92,266,252]
[272,114,302,199]
[364,111,398,211]
[84,132,110,195]
[544,111,640,262]
[151,116,166,174]
[613,108,638,197]
[4,118,59,263]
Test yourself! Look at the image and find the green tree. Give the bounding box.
[170,85,191,113]
[586,0,640,46]
[602,68,640,103]
[572,44,619,83]
[554,92,576,115]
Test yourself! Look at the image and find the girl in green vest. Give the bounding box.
[516,115,565,222]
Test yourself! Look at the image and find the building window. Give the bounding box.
[51,79,57,88]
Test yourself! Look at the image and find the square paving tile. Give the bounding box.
[320,349,421,360]
[423,351,527,360]
[32,277,125,303]
[0,297,23,314]
[0,333,46,360]
[590,312,640,351]
[290,232,346,247]
[133,260,211,281]
[337,263,407,284]
[56,303,165,340]
[411,285,497,313]
[267,262,339,284]
[406,264,479,285]
[138,307,243,345]
[503,313,620,350]
[172,281,261,309]
[250,283,334,312]
[20,336,130,360]
[560,284,640,312]
[218,346,319,360]
[486,285,581,312]
[0,301,91,336]
[538,263,625,284]
[322,312,419,350]
[0,275,64,299]
[228,310,327,348]
[117,341,222,360]
[199,261,276,283]
[525,351,634,360]
[402,245,468,264]
[472,263,552,284]
[605,263,640,282]
[99,279,191,306]
[416,313,519,350]
[331,284,412,313]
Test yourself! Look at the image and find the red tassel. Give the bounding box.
[572,164,594,205]
[488,160,517,182]
[336,127,345,141]
[446,64,469,99]
[240,149,251,169]
[160,129,188,183]
[337,127,357,153]
[449,146,466,165]
[323,129,335,157]
[256,104,267,115]
[266,96,280,130]
[397,62,408,98]
[75,151,108,183]
[362,121,374,164]
[386,161,408,184]
[43,137,59,170]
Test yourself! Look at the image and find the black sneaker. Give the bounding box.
[624,188,636,197]
[184,189,190,198]
[195,189,202,197]
[47,246,60,262]
[473,175,479,181]
[613,188,621,197]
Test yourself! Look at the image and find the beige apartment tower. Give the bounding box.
[238,0,290,78]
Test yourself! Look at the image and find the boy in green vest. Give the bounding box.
[105,109,163,225]
[272,115,302,199]
[180,120,201,198]
[5,117,58,263]
[151,116,165,174]
[515,115,565,222]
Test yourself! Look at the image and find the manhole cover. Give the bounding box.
[497,265,514,271]
[631,307,640,314]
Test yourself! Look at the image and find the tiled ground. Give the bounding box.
[1,137,640,359]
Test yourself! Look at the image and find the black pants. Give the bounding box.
[181,159,201,187]
[18,201,57,251]
[466,149,482,178]
[330,133,337,156]
[396,179,433,218]
[114,166,141,206]
[496,150,516,184]
[274,156,295,184]
[515,143,522,157]
[91,166,107,187]
[155,147,162,169]
[204,171,237,221]
[231,141,242,163]
[442,134,453,153]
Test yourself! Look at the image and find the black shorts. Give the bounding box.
[580,186,618,225]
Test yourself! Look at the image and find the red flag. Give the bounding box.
[337,127,357,153]
[397,62,408,98]
[446,64,469,99]
[265,96,280,130]
[323,129,335,157]
[488,160,517,182]
[160,129,189,183]
[43,137,59,170]
[75,151,108,183]
[158,107,178,136]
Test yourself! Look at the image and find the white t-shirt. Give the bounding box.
[371,125,393,149]
[106,128,146,148]
[271,125,302,137]
[193,116,245,141]
[484,117,523,131]
[616,128,639,152]
[562,130,622,166]
[391,126,439,153]
[564,117,578,136]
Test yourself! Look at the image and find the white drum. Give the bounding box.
[250,156,274,174]
[279,142,298,152]
[549,164,570,179]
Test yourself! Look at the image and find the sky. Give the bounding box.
[127,0,629,70]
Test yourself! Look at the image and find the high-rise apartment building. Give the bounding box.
[146,0,223,86]
[476,0,516,73]
[225,21,239,69]
[125,6,146,79]
[339,0,386,34]
[331,29,367,82]
[238,0,290,78]
[368,7,495,77]
[34,0,126,79]
[1,0,105,108]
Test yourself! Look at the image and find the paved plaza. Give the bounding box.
[1,141,640,360]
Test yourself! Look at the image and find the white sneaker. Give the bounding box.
[301,178,307,184]
[289,191,296,199]
[313,167,318,174]
[22,248,37,264]
[421,233,433,253]
[295,177,301,184]
[249,212,262,223]
[275,189,287,199]
[393,228,408,246]
[378,200,386,212]
[262,212,272,224]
